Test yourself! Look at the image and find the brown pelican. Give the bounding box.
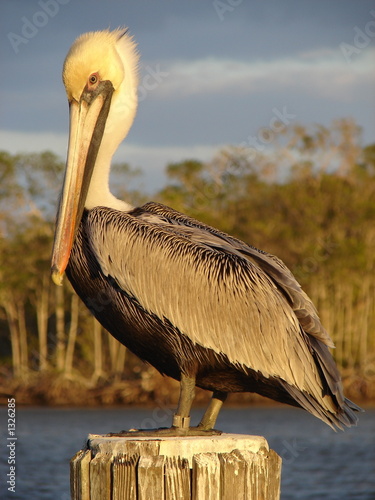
[51,28,360,433]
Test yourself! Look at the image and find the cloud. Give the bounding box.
[153,48,375,101]
[0,130,67,156]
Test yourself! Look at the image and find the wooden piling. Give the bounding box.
[70,433,282,499]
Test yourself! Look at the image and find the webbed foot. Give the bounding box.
[106,415,222,437]
[106,426,222,437]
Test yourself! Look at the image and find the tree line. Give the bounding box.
[0,118,374,403]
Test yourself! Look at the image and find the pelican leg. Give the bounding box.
[172,373,196,430]
[108,376,223,436]
[197,391,227,430]
[110,374,198,436]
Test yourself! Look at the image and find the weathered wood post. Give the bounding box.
[70,433,282,499]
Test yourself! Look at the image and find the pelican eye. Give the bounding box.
[88,73,99,86]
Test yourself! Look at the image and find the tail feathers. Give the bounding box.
[342,397,364,425]
[296,336,362,429]
[336,397,362,429]
[281,381,362,431]
[345,397,363,413]
[309,336,344,405]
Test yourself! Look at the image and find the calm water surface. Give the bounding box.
[0,405,374,500]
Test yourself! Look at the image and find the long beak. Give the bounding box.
[51,82,113,286]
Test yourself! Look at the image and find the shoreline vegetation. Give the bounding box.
[1,119,374,408]
[0,364,373,408]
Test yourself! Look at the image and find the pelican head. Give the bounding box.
[51,29,139,286]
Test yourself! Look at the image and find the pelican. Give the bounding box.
[51,28,360,434]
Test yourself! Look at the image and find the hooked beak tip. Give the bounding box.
[51,267,64,286]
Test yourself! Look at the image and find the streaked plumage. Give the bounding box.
[52,28,360,432]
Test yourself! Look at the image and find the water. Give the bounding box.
[0,405,374,499]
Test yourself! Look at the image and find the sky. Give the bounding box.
[1,0,374,192]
